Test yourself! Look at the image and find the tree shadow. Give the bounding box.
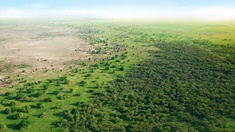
[4,96,16,100]
[7,123,19,130]
[70,102,79,107]
[30,104,38,109]
[85,90,94,93]
[6,114,20,120]
[52,111,64,118]
[0,109,6,115]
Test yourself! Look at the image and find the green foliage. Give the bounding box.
[10,101,17,106]
[75,93,81,96]
[57,94,67,100]
[82,62,88,67]
[35,91,44,97]
[5,91,16,97]
[54,40,235,131]
[53,90,60,95]
[69,88,74,93]
[36,103,45,108]
[79,80,87,86]
[0,123,7,130]
[18,119,30,130]
[4,107,13,114]
[119,66,124,71]
[26,88,35,93]
[44,97,52,102]
[18,64,29,69]
[22,105,31,113]
[38,113,46,118]
[1,20,235,132]
[16,93,29,101]
[13,112,26,119]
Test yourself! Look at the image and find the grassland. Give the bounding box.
[0,19,234,131]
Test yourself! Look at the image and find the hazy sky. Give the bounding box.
[0,0,235,20]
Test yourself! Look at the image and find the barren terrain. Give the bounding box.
[0,21,93,79]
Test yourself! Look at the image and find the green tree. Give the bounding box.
[18,119,30,130]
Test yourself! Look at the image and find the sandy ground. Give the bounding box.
[0,21,93,78]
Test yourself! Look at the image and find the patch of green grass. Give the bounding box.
[17,64,30,69]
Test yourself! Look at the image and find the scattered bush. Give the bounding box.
[18,119,30,130]
[36,103,45,108]
[79,80,87,86]
[57,94,67,100]
[13,112,26,119]
[4,108,13,114]
[35,91,44,97]
[26,88,35,93]
[44,97,53,102]
[10,101,17,106]
[69,88,74,93]
[38,113,46,118]
[0,123,6,130]
[82,62,88,67]
[5,91,15,97]
[75,93,81,96]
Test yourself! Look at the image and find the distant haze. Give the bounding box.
[0,0,235,20]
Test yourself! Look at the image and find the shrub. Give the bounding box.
[119,66,124,71]
[69,88,74,93]
[36,103,45,108]
[105,67,110,70]
[52,104,62,109]
[35,91,44,97]
[0,123,6,130]
[85,73,91,77]
[22,105,31,113]
[44,97,52,102]
[57,94,67,100]
[14,112,25,119]
[10,101,17,106]
[38,113,46,118]
[29,97,37,102]
[26,88,35,93]
[79,80,87,86]
[96,83,101,88]
[75,93,81,96]
[42,85,48,90]
[54,91,60,95]
[16,93,28,101]
[18,119,30,130]
[5,91,15,97]
[5,107,13,114]
[82,62,88,67]
[93,63,99,68]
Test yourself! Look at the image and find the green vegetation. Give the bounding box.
[0,123,7,130]
[17,64,30,69]
[0,20,235,131]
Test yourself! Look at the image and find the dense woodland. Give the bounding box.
[53,41,235,131]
